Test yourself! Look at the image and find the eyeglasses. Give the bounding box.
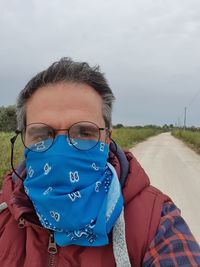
[10,121,109,181]
[15,121,108,152]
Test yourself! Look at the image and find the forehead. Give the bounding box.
[25,82,105,127]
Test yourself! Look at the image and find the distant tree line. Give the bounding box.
[113,123,200,131]
[113,123,173,130]
[0,106,17,131]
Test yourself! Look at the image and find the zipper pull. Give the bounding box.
[18,217,25,228]
[48,233,57,254]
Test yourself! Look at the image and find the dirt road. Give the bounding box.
[130,132,200,244]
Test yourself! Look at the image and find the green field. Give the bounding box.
[171,129,200,154]
[0,132,24,188]
[0,126,163,188]
[112,126,163,149]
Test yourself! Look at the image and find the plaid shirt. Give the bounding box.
[143,202,200,266]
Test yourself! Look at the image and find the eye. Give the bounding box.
[30,133,48,142]
[79,129,94,137]
[25,124,54,145]
[78,127,99,139]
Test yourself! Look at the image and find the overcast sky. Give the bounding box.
[0,0,200,126]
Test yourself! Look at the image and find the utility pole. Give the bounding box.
[184,107,187,130]
[178,117,181,128]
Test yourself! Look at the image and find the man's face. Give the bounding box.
[25,82,109,143]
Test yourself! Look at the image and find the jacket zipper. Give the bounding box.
[18,217,45,230]
[18,217,25,228]
[48,254,55,267]
[18,217,58,267]
[48,232,57,267]
[48,232,57,254]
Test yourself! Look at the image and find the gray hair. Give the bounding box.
[16,57,115,130]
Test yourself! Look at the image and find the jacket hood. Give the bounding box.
[1,150,150,223]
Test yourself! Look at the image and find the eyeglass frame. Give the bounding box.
[10,121,110,180]
[18,121,109,152]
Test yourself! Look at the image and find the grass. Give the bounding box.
[0,132,24,188]
[171,129,200,154]
[112,126,163,149]
[0,126,163,188]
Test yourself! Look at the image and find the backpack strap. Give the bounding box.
[110,142,131,265]
[112,208,132,267]
[109,142,129,188]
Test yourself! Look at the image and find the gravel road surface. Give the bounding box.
[130,132,200,244]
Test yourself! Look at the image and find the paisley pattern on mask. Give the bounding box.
[24,135,123,247]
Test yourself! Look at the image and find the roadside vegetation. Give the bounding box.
[112,125,163,149]
[0,105,17,131]
[0,132,23,188]
[171,128,200,154]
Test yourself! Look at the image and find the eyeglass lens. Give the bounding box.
[22,122,101,151]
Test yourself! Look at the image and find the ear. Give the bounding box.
[106,129,112,145]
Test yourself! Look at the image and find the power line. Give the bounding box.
[186,88,200,108]
[185,88,200,127]
[176,88,200,128]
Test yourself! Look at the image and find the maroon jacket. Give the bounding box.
[0,152,170,267]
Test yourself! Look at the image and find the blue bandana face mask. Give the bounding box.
[24,135,123,247]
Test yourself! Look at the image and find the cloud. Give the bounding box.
[0,0,200,125]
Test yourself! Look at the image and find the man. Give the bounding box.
[0,57,200,267]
